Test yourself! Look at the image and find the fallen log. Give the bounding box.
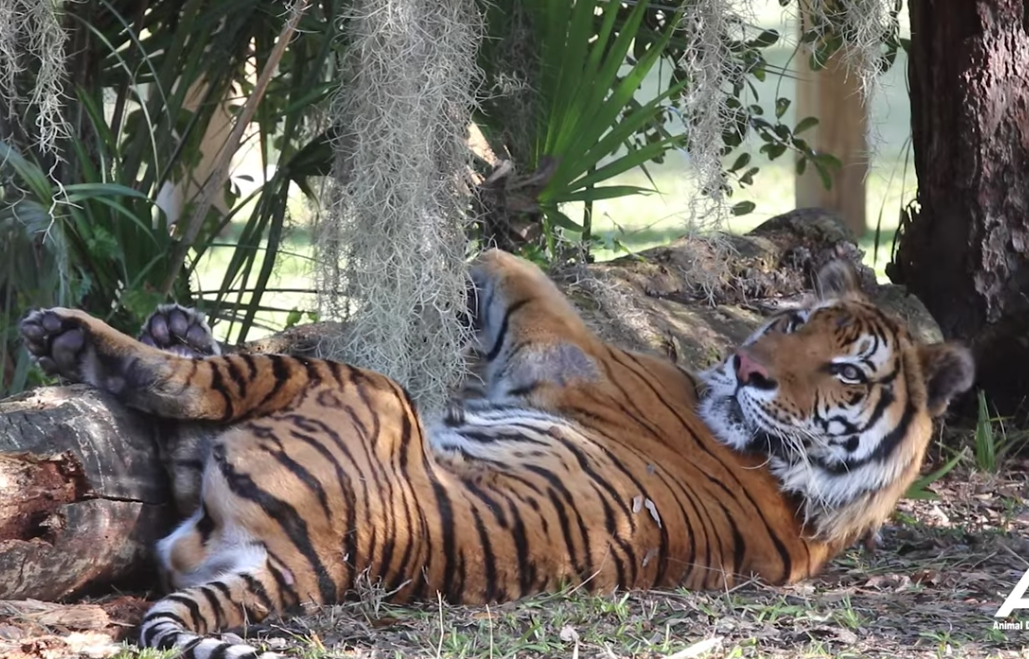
[0,386,172,601]
[0,208,944,604]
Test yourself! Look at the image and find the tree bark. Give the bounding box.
[890,0,1029,418]
[0,386,172,601]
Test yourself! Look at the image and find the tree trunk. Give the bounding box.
[793,5,868,238]
[890,0,1029,418]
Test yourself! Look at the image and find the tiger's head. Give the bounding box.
[698,259,974,544]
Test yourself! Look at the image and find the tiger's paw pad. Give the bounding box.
[139,304,219,358]
[20,308,89,380]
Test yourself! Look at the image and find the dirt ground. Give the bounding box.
[1,456,1026,659]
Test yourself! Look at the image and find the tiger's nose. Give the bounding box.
[734,350,775,389]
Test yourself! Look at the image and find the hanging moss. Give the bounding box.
[317,0,482,413]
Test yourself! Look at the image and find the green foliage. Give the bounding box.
[473,0,884,264]
[972,390,1029,473]
[0,0,339,395]
[905,447,966,501]
[526,0,686,257]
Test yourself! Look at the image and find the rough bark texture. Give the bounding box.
[0,209,943,604]
[890,0,1029,417]
[0,386,172,601]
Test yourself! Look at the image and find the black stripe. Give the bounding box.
[252,425,333,521]
[610,349,794,579]
[507,382,541,398]
[163,593,205,632]
[206,643,235,659]
[544,429,634,584]
[590,352,728,583]
[859,386,895,433]
[207,361,235,423]
[178,637,204,657]
[266,552,301,608]
[140,612,189,647]
[223,355,248,399]
[240,352,257,380]
[210,580,233,601]
[255,354,292,411]
[240,573,276,613]
[301,357,322,383]
[386,402,422,594]
[468,504,502,602]
[485,299,530,362]
[285,415,362,583]
[506,497,538,597]
[430,479,458,602]
[198,585,226,630]
[212,444,336,604]
[527,471,587,577]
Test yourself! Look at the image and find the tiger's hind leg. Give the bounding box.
[139,303,221,358]
[465,249,603,407]
[20,307,318,422]
[138,304,221,516]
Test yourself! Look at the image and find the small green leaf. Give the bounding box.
[814,161,834,190]
[775,97,791,119]
[760,142,788,160]
[731,201,756,216]
[739,166,759,186]
[796,157,807,176]
[748,29,779,48]
[730,153,751,173]
[546,209,583,231]
[285,308,304,328]
[551,185,653,204]
[814,152,843,169]
[794,116,819,134]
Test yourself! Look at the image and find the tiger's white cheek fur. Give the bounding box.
[697,360,751,450]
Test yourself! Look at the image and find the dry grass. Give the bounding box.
[3,460,1026,659]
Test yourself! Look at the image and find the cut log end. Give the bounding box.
[0,452,89,544]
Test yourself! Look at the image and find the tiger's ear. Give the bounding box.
[918,342,975,417]
[814,259,861,300]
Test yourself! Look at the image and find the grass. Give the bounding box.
[974,391,1029,474]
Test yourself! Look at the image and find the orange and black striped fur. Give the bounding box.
[20,249,973,658]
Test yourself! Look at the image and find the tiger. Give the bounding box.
[18,248,974,659]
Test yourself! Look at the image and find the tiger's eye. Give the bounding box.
[837,364,863,383]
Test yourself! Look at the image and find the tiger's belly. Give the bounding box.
[158,405,803,609]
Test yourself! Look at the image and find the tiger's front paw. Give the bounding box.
[20,308,92,382]
[139,304,220,358]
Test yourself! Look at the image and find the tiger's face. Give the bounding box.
[698,260,974,539]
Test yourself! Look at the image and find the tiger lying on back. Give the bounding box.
[19,249,973,659]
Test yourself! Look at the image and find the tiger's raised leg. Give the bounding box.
[138,304,222,516]
[20,306,322,423]
[465,249,606,407]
